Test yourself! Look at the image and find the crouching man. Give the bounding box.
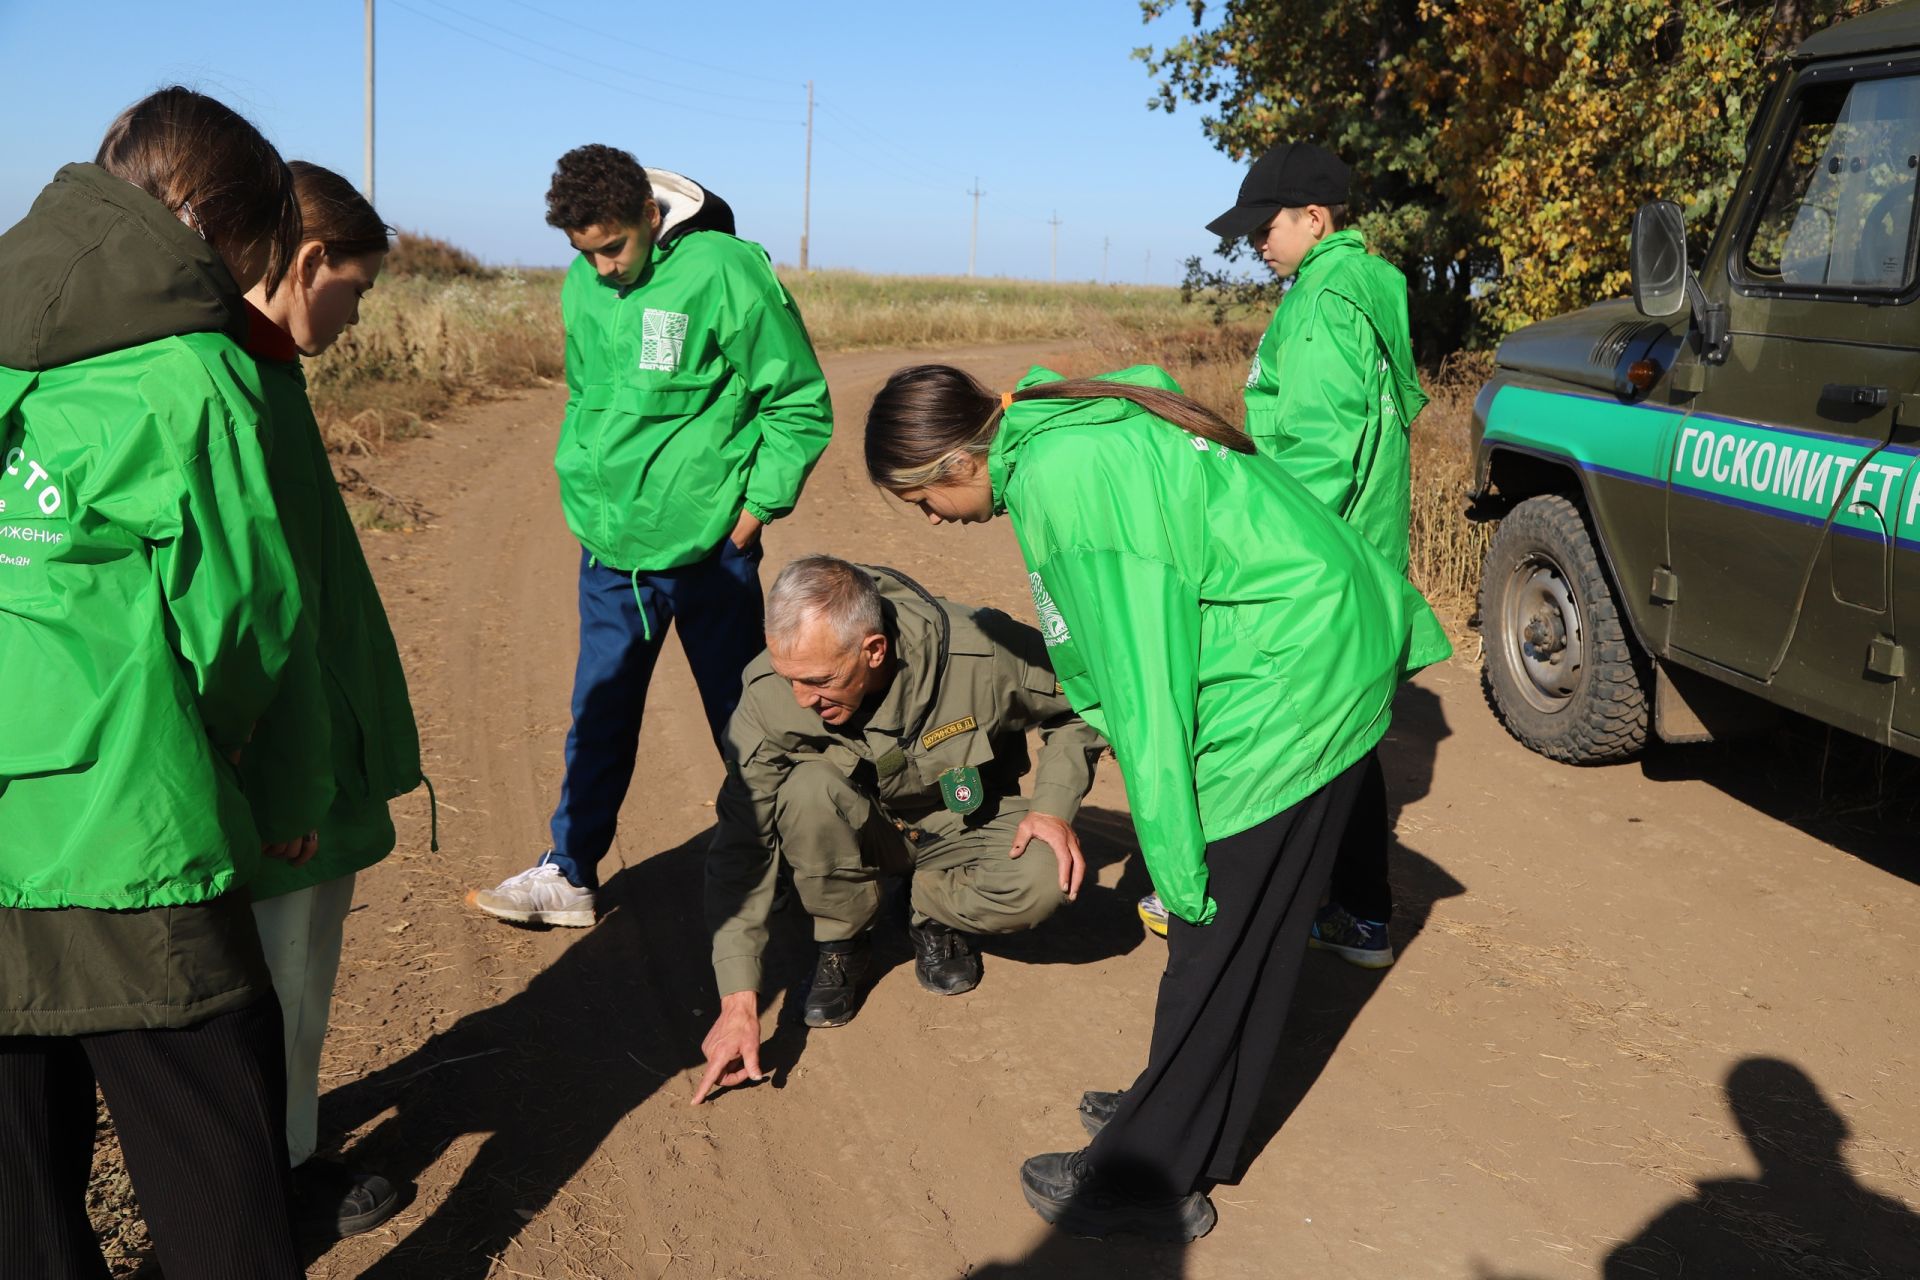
[693,556,1105,1103]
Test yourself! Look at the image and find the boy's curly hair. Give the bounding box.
[545,144,653,231]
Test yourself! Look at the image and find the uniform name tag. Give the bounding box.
[922,716,977,750]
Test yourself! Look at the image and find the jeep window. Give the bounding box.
[1743,74,1920,291]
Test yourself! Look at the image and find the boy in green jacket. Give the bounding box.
[1185,141,1432,968]
[471,145,832,926]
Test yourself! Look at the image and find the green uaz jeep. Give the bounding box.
[1471,4,1920,763]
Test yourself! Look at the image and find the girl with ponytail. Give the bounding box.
[864,361,1451,1241]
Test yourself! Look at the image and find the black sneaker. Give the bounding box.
[292,1158,400,1239]
[909,919,981,995]
[1078,1089,1123,1138]
[802,935,872,1028]
[1018,1148,1216,1242]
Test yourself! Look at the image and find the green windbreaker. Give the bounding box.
[991,365,1451,925]
[241,326,424,899]
[1245,229,1429,574]
[556,223,832,572]
[0,164,313,910]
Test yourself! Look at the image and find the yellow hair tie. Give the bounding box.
[1001,391,1015,410]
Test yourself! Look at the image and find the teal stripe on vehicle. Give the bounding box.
[1484,386,1680,486]
[1485,385,1920,545]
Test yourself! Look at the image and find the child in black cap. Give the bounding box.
[1137,141,1430,969]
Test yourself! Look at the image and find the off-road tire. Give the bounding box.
[1479,494,1649,764]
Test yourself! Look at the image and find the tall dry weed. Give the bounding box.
[306,272,564,454]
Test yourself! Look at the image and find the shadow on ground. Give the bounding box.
[1476,1056,1920,1280]
[312,822,802,1278]
[1640,711,1913,881]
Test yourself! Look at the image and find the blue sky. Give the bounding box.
[0,1,1252,281]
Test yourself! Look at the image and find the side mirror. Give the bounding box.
[1631,200,1690,318]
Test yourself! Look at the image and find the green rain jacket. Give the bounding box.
[0,164,314,1031]
[1244,229,1429,574]
[991,365,1451,925]
[556,175,832,573]
[240,316,424,898]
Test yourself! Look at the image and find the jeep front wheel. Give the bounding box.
[1479,494,1649,764]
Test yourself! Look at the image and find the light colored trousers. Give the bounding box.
[250,873,356,1167]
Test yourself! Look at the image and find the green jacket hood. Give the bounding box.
[1294,229,1427,422]
[0,163,247,370]
[988,364,1184,511]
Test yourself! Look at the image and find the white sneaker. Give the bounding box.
[467,855,596,927]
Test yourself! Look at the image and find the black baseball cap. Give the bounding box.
[1205,142,1352,239]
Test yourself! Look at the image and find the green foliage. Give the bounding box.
[1141,0,1895,351]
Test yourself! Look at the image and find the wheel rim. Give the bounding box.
[1503,552,1585,714]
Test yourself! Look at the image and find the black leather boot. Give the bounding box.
[910,919,982,995]
[802,934,872,1028]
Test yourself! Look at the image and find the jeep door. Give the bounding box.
[1664,66,1919,739]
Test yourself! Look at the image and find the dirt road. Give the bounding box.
[307,344,1920,1280]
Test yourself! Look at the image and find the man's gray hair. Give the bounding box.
[766,555,886,649]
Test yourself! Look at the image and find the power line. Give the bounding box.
[496,0,799,87]
[811,134,953,196]
[815,102,953,188]
[384,1,796,128]
[407,0,796,107]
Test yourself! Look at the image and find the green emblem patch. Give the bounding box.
[938,766,984,815]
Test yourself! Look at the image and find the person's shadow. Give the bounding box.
[1226,680,1463,1179]
[310,797,1158,1278]
[1600,1057,1920,1279]
[312,824,812,1278]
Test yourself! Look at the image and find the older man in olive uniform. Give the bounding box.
[694,555,1105,1103]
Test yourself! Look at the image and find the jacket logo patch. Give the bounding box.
[1029,572,1071,647]
[1245,351,1262,388]
[638,308,690,371]
[922,716,977,750]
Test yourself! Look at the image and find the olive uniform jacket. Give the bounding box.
[706,567,1106,996]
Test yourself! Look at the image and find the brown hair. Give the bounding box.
[289,161,391,260]
[95,86,301,295]
[545,144,654,231]
[864,364,1253,492]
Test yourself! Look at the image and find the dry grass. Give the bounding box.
[304,269,1201,458]
[1062,325,1492,623]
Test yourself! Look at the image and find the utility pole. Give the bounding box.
[1101,235,1110,284]
[364,0,375,205]
[967,177,986,277]
[800,80,813,272]
[1047,210,1061,283]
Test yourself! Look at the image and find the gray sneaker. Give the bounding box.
[467,855,595,927]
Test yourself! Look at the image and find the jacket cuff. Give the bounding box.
[713,955,762,998]
[742,500,776,524]
[1029,784,1082,823]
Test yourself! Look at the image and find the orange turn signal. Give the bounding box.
[1627,359,1661,391]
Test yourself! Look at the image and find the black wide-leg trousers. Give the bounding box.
[1087,759,1366,1199]
[0,997,301,1280]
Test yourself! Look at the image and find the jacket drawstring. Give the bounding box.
[629,567,652,643]
[422,773,441,853]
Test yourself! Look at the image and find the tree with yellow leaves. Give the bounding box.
[1143,0,1892,351]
